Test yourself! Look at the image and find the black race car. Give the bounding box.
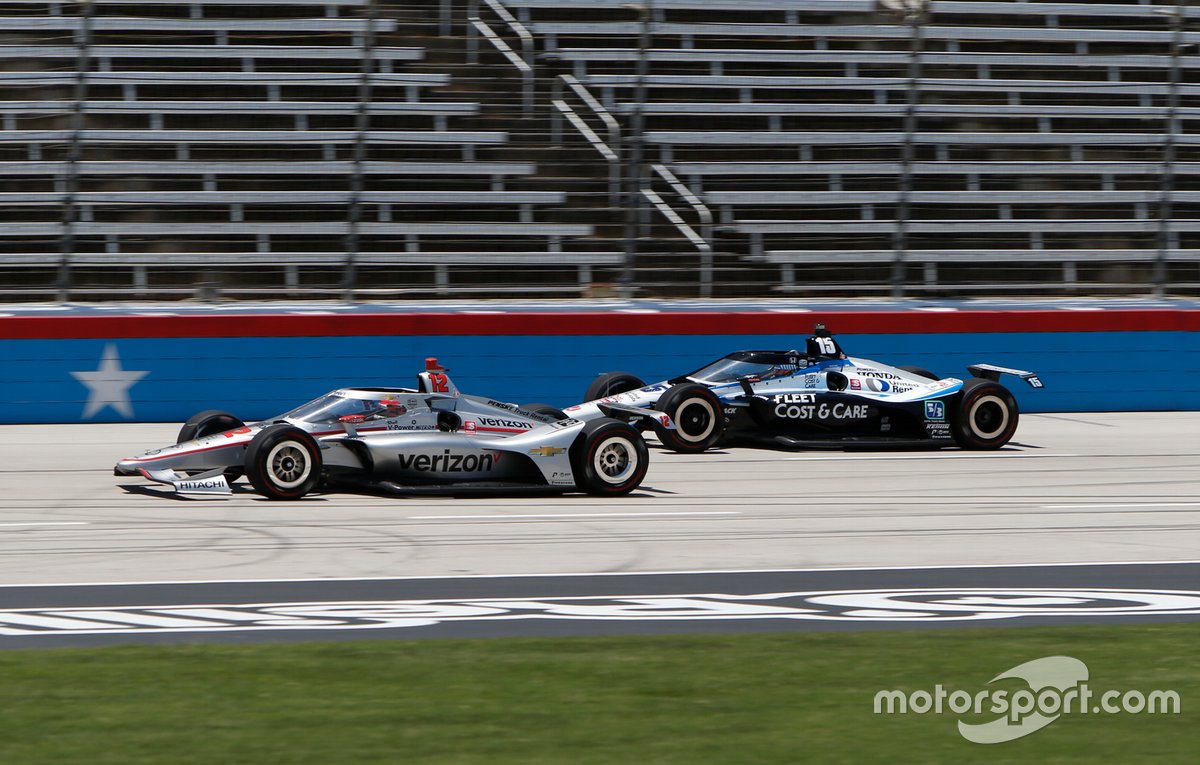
[564,325,1042,452]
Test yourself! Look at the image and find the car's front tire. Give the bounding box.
[584,371,646,402]
[179,410,247,482]
[652,383,725,453]
[571,418,649,496]
[177,409,244,444]
[951,378,1019,450]
[244,424,323,500]
[521,402,568,421]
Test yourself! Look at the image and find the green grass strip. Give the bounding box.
[0,622,1196,764]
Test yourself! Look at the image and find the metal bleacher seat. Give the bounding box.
[502,0,873,9]
[0,101,481,133]
[0,160,536,177]
[0,0,629,297]
[31,0,376,5]
[554,48,1199,77]
[672,162,1200,184]
[928,2,1200,20]
[0,15,391,36]
[530,22,1200,50]
[0,71,450,99]
[513,0,1199,293]
[755,249,1200,293]
[0,44,423,64]
[643,129,1199,164]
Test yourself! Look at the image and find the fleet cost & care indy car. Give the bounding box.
[115,359,655,499]
[566,325,1042,453]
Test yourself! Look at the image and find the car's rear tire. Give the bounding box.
[521,403,568,421]
[900,365,939,381]
[244,424,323,500]
[652,383,725,453]
[571,418,649,496]
[177,409,244,444]
[951,377,1019,450]
[584,371,646,402]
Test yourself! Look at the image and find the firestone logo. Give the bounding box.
[925,401,946,421]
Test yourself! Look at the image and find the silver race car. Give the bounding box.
[565,325,1042,453]
[115,359,651,499]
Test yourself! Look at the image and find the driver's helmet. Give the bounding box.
[755,364,792,381]
[380,398,406,418]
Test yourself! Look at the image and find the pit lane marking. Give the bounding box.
[406,511,742,520]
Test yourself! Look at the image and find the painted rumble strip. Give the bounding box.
[2,588,1199,638]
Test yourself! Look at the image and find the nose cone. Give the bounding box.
[114,458,142,476]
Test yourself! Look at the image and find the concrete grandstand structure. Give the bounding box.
[0,0,1196,298]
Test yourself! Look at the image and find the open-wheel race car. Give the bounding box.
[115,359,651,499]
[564,325,1042,453]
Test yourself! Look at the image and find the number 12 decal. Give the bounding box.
[429,373,450,393]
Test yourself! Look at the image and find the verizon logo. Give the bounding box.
[397,450,502,473]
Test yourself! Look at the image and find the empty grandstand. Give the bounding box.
[0,0,1196,299]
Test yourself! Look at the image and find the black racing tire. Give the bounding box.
[951,377,1019,450]
[244,424,323,500]
[584,371,646,402]
[652,383,725,454]
[521,403,568,421]
[178,410,247,482]
[900,365,939,381]
[177,409,244,444]
[571,418,649,496]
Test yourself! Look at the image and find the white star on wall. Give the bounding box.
[70,344,150,419]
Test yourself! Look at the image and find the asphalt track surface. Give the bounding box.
[0,412,1197,646]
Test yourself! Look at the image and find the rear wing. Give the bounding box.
[967,363,1044,389]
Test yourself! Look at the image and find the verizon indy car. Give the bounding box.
[566,325,1042,453]
[115,359,651,499]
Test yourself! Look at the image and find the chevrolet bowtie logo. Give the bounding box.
[529,446,566,457]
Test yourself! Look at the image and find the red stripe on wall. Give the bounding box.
[2,310,1198,340]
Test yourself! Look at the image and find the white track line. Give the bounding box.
[1041,503,1200,510]
[785,453,1079,461]
[0,522,90,528]
[406,511,741,520]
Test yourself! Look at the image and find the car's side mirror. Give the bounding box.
[338,413,365,437]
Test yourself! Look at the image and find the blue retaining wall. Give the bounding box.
[3,329,1197,423]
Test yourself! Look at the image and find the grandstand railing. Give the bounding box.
[645,163,713,297]
[551,74,621,205]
